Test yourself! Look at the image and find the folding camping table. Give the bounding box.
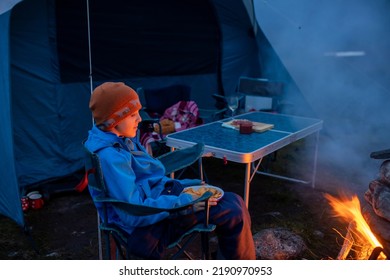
[166,111,323,208]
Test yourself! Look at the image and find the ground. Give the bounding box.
[0,138,354,260]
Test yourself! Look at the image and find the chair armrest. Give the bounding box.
[94,190,213,216]
[212,93,226,101]
[179,178,203,187]
[157,143,204,175]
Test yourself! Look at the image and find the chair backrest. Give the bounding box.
[237,77,284,112]
[84,146,171,223]
[83,147,111,226]
[84,147,176,215]
[84,148,107,193]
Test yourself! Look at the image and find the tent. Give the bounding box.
[1,0,304,227]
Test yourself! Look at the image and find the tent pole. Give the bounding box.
[86,0,103,260]
[86,0,93,95]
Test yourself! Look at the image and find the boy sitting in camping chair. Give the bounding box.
[84,82,255,259]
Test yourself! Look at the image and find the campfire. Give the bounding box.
[324,150,390,260]
[325,193,386,260]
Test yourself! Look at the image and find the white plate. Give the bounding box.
[183,185,224,201]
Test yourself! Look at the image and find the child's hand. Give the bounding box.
[193,198,218,212]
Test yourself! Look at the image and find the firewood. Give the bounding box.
[337,221,355,260]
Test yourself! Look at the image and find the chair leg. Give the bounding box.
[97,212,103,260]
[110,234,127,260]
[201,232,211,260]
[109,235,117,259]
[103,232,111,260]
[170,234,199,260]
[174,244,195,260]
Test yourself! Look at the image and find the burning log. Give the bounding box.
[337,221,355,260]
[336,220,386,260]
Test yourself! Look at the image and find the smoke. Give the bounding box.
[254,0,390,194]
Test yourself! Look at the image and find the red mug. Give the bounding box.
[239,121,253,134]
[29,193,44,209]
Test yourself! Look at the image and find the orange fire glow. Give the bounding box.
[324,193,385,259]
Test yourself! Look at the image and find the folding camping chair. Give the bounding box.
[237,77,285,113]
[210,77,285,116]
[83,142,216,260]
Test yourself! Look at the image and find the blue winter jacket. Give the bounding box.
[84,126,200,235]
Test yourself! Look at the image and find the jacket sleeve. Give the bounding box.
[98,148,194,228]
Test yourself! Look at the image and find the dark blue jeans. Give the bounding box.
[126,192,256,259]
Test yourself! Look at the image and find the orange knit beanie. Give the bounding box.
[89,82,142,130]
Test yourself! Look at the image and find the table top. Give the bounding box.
[166,111,323,163]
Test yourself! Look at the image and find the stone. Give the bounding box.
[253,228,307,260]
[379,160,390,186]
[364,179,390,222]
[361,200,390,258]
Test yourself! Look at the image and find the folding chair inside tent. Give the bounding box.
[237,77,284,113]
[237,77,285,173]
[83,142,216,260]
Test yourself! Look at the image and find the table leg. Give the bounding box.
[170,147,175,179]
[198,158,204,182]
[311,130,320,188]
[244,162,251,208]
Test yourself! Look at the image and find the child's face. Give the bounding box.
[112,110,142,138]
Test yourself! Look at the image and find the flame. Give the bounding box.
[324,193,382,248]
[324,193,385,259]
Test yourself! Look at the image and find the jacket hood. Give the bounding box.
[85,125,126,153]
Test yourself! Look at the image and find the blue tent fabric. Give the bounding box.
[0,8,24,227]
[214,0,262,96]
[0,0,293,227]
[10,0,92,188]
